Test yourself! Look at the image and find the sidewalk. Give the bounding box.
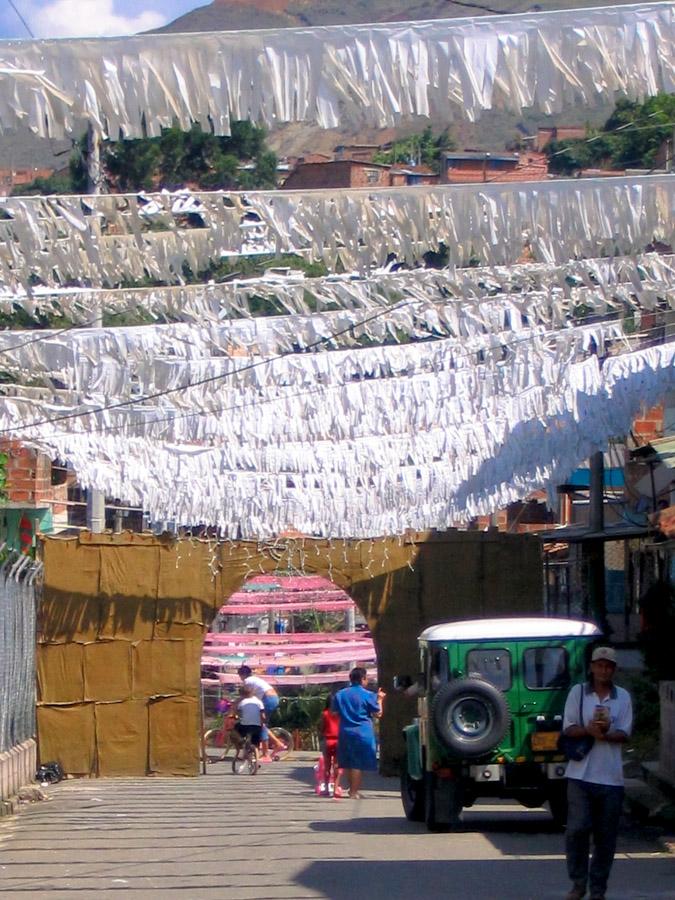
[624,763,675,854]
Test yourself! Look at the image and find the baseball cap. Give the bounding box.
[591,646,617,664]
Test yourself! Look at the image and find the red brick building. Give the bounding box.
[441,150,549,184]
[281,160,393,190]
[535,126,586,151]
[0,167,55,197]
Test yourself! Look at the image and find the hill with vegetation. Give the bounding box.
[154,0,642,33]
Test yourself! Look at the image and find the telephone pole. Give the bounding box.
[85,124,106,534]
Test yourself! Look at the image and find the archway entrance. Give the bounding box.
[37,529,541,776]
[201,573,375,759]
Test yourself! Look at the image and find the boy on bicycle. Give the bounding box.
[232,684,265,748]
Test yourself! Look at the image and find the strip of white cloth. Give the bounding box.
[1,276,670,396]
[8,344,674,538]
[0,3,671,138]
[0,176,673,288]
[1,252,671,324]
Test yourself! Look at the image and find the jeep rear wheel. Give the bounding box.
[401,771,425,822]
[432,677,510,757]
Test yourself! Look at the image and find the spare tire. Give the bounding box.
[431,676,510,757]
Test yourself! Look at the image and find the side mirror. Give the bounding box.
[393,674,413,691]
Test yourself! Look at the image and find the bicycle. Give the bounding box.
[202,718,292,765]
[203,713,238,764]
[267,726,293,761]
[232,732,259,775]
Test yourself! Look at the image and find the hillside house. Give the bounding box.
[441,150,549,184]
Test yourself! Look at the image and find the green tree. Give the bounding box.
[373,126,456,171]
[12,121,278,195]
[546,93,675,174]
[105,138,162,191]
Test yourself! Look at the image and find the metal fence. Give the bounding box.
[0,551,40,753]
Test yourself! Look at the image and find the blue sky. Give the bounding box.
[0,1,205,40]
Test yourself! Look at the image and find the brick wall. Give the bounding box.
[281,160,391,190]
[0,441,52,505]
[633,404,665,443]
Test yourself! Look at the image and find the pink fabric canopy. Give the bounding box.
[204,575,374,686]
[207,632,370,643]
[202,669,377,687]
[219,600,354,614]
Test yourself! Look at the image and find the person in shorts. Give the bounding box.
[233,684,265,748]
[237,665,284,759]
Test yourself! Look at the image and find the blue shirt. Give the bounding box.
[333,684,380,728]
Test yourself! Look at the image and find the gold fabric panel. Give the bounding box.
[84,641,133,702]
[37,643,84,704]
[132,640,188,699]
[95,701,149,777]
[149,697,199,776]
[37,704,96,776]
[99,545,160,599]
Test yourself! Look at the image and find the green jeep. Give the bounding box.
[398,616,602,830]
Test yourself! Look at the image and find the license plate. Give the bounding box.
[531,732,560,751]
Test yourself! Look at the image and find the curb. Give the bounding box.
[657,835,675,854]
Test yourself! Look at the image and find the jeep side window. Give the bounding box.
[523,647,570,690]
[466,648,512,691]
[429,647,448,690]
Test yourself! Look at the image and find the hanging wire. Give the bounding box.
[6,0,34,38]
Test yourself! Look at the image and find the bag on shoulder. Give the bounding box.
[557,684,594,762]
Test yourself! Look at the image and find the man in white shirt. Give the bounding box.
[237,665,284,760]
[562,646,633,900]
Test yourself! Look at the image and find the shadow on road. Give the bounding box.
[294,858,675,900]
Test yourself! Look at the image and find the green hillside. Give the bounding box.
[154,0,641,33]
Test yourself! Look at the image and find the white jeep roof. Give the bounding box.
[419,617,601,642]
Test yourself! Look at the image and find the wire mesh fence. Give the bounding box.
[0,552,40,753]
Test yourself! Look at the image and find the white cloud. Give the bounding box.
[27,1,167,38]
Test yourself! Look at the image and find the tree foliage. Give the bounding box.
[14,120,278,195]
[373,126,456,171]
[546,93,675,175]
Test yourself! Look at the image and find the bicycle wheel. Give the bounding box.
[203,728,229,763]
[269,727,293,760]
[232,741,257,775]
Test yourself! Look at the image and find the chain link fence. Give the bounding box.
[0,553,40,753]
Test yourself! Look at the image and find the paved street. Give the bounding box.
[0,754,672,899]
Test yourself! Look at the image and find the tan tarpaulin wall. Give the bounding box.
[38,530,541,776]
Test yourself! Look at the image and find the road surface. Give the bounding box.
[0,754,672,899]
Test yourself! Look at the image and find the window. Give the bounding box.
[523,647,570,690]
[364,168,381,184]
[466,649,511,691]
[430,647,448,689]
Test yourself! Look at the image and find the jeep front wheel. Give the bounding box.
[431,677,510,757]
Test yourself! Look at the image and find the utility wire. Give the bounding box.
[6,0,33,38]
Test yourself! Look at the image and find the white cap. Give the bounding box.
[591,646,617,664]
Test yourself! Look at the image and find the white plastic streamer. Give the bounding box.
[0,177,673,288]
[0,3,671,138]
[3,337,672,537]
